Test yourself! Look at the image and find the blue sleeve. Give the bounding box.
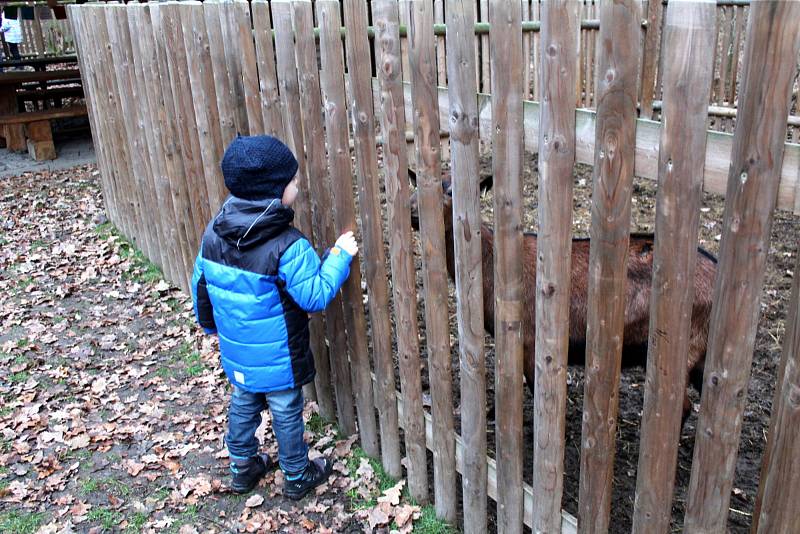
[191,252,217,334]
[278,238,353,313]
[0,22,9,33]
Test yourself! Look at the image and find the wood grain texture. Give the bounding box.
[444,1,487,531]
[488,1,523,532]
[218,0,250,135]
[270,0,335,423]
[287,0,357,435]
[251,0,284,137]
[639,0,663,119]
[160,2,213,246]
[334,0,398,468]
[532,3,578,533]
[632,3,716,533]
[577,1,642,532]
[204,0,238,148]
[684,4,800,532]
[308,3,382,460]
[231,0,264,135]
[405,0,457,522]
[181,1,227,215]
[753,250,800,534]
[372,0,429,502]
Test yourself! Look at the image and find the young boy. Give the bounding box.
[192,135,358,499]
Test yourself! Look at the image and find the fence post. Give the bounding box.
[444,1,488,532]
[405,0,457,523]
[753,250,800,533]
[532,2,578,532]
[372,0,430,502]
[631,2,716,532]
[269,0,337,423]
[684,3,800,532]
[639,0,663,119]
[577,1,642,532]
[251,0,284,138]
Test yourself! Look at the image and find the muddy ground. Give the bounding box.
[390,150,797,533]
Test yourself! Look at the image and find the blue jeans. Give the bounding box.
[226,386,308,475]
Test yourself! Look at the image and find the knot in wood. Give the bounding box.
[788,384,800,409]
[358,111,368,124]
[546,44,557,58]
[542,283,556,298]
[605,68,616,84]
[710,373,720,387]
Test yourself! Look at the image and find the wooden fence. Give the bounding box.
[3,3,75,57]
[68,0,800,532]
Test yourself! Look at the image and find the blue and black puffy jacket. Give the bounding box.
[191,196,352,393]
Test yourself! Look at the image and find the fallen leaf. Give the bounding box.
[245,494,264,508]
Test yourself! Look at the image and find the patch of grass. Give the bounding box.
[0,405,13,418]
[30,239,48,251]
[0,466,9,476]
[13,354,31,366]
[184,351,205,376]
[17,276,35,290]
[9,372,29,384]
[81,478,100,494]
[0,439,11,453]
[155,366,173,379]
[105,477,132,496]
[345,446,397,510]
[87,507,121,530]
[306,413,327,435]
[125,511,148,533]
[16,337,30,349]
[0,510,45,534]
[166,298,182,312]
[96,222,162,284]
[62,447,92,463]
[413,505,458,534]
[151,487,171,501]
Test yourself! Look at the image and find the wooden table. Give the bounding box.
[0,67,85,160]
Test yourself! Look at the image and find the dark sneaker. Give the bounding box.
[283,457,333,501]
[230,453,277,494]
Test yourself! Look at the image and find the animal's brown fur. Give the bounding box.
[410,175,717,418]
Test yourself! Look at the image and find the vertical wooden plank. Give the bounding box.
[432,0,449,163]
[716,7,733,106]
[639,0,663,119]
[405,0,457,523]
[489,1,523,532]
[292,0,372,453]
[252,0,284,137]
[68,7,122,234]
[684,4,800,532]
[581,2,591,108]
[124,3,183,288]
[531,0,540,101]
[93,5,152,261]
[32,6,45,56]
[181,1,228,215]
[532,3,578,532]
[480,0,489,93]
[231,0,264,135]
[727,6,744,109]
[150,3,206,276]
[753,251,800,534]
[204,0,239,148]
[576,1,585,107]
[272,0,340,425]
[132,4,195,291]
[522,0,530,101]
[160,2,213,245]
[337,0,400,469]
[372,0,429,503]
[219,0,251,135]
[577,1,642,532]
[631,3,716,533]
[444,1,487,532]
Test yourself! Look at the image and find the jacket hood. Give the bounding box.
[212,196,295,249]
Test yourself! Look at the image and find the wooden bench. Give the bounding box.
[0,105,88,160]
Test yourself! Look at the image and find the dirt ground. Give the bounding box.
[0,166,430,533]
[401,150,797,533]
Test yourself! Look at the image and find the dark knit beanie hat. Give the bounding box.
[221,135,299,200]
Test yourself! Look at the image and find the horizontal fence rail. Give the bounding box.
[68,1,800,532]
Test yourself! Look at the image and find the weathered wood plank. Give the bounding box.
[125,3,184,288]
[251,0,284,137]
[488,0,523,532]
[231,0,264,135]
[577,1,642,532]
[405,0,457,522]
[372,0,429,503]
[219,0,250,135]
[338,0,399,469]
[181,1,228,215]
[631,3,717,533]
[684,4,800,532]
[444,1,487,531]
[271,0,341,426]
[204,0,239,148]
[160,1,213,245]
[130,3,195,291]
[753,250,800,534]
[150,3,206,277]
[532,3,578,532]
[640,0,663,119]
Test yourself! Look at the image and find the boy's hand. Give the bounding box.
[335,231,358,256]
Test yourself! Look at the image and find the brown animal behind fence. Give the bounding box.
[409,169,718,419]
